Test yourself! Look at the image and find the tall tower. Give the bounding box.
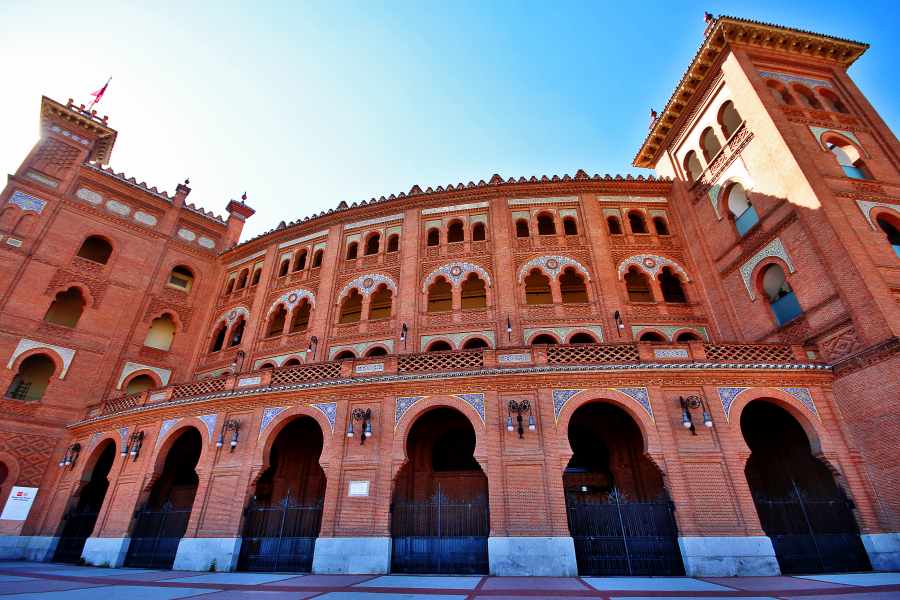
[636,15,900,545]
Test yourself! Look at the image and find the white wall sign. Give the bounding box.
[1,486,38,521]
[348,480,370,497]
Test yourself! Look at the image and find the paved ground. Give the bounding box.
[0,563,898,599]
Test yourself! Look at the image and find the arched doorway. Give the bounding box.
[239,416,326,572]
[125,427,202,568]
[53,442,116,563]
[564,402,683,575]
[742,400,870,574]
[391,407,488,574]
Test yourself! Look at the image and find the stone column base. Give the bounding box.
[0,536,59,561]
[488,536,578,576]
[862,533,900,571]
[312,537,391,574]
[173,537,242,572]
[82,537,131,567]
[678,536,780,576]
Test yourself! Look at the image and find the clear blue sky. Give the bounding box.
[2,1,897,241]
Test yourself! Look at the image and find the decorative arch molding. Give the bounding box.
[338,273,398,301]
[215,306,250,327]
[153,414,218,447]
[630,324,708,342]
[517,255,591,282]
[329,339,394,360]
[717,386,819,423]
[856,200,900,229]
[553,387,653,422]
[116,362,171,390]
[708,163,753,219]
[739,237,796,300]
[616,255,690,282]
[524,325,604,344]
[810,126,864,153]
[253,351,307,369]
[420,331,495,352]
[422,262,492,291]
[268,288,315,314]
[7,338,75,379]
[394,393,486,429]
[259,403,336,435]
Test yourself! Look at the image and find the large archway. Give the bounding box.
[564,402,683,575]
[391,407,489,574]
[742,400,870,574]
[53,441,116,563]
[239,416,325,572]
[125,427,202,569]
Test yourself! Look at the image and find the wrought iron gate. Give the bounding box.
[238,495,323,572]
[53,509,100,563]
[124,502,192,569]
[391,492,489,574]
[566,489,684,576]
[753,484,870,574]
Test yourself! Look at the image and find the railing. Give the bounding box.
[270,362,341,386]
[703,343,796,363]
[547,343,640,364]
[170,378,228,399]
[398,350,484,373]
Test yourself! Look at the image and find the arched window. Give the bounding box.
[531,334,558,345]
[659,267,687,303]
[250,269,261,286]
[365,346,388,357]
[560,268,588,304]
[625,267,653,302]
[346,241,358,260]
[283,358,302,367]
[569,332,597,344]
[639,331,666,342]
[792,84,821,109]
[701,127,722,162]
[724,182,758,236]
[369,285,392,319]
[6,354,55,401]
[563,217,578,235]
[334,350,356,361]
[766,79,795,105]
[312,249,323,268]
[260,362,275,370]
[447,220,464,243]
[228,317,246,347]
[684,150,703,182]
[267,305,287,337]
[818,88,848,113]
[426,340,452,352]
[427,228,440,246]
[462,337,489,350]
[144,314,176,350]
[537,213,556,235]
[44,287,86,327]
[524,269,552,305]
[675,331,701,342]
[607,216,623,235]
[761,264,803,326]
[365,233,380,255]
[225,278,235,294]
[235,269,248,290]
[876,215,900,258]
[460,273,487,309]
[294,250,307,272]
[339,289,363,323]
[628,211,648,234]
[278,259,290,277]
[472,222,486,241]
[210,322,227,352]
[515,219,530,238]
[427,277,452,313]
[290,299,311,332]
[387,234,400,252]
[76,236,112,264]
[168,265,194,292]
[125,374,156,395]
[827,139,871,180]
[652,216,670,236]
[718,100,743,138]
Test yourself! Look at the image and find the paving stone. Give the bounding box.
[355,574,482,589]
[797,573,900,587]
[583,576,733,591]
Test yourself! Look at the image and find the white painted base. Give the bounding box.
[862,533,900,571]
[0,536,59,561]
[489,536,578,576]
[81,537,131,567]
[173,537,242,572]
[312,537,391,574]
[678,536,780,576]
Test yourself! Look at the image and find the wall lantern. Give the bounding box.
[506,316,513,341]
[347,408,372,445]
[400,323,408,349]
[679,395,713,435]
[59,443,81,469]
[506,399,536,438]
[307,336,318,361]
[216,419,241,451]
[613,310,625,337]
[121,431,144,461]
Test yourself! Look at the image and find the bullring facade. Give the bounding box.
[0,14,898,577]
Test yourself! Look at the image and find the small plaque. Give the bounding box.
[238,376,262,387]
[498,352,531,364]
[5,238,23,247]
[354,362,385,374]
[348,480,370,497]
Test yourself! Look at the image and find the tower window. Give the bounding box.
[792,84,821,109]
[339,289,363,324]
[294,249,307,272]
[684,151,703,183]
[364,233,380,256]
[560,268,588,304]
[278,259,290,277]
[44,287,86,328]
[168,265,194,292]
[876,215,900,258]
[524,269,552,305]
[144,314,176,351]
[563,217,578,235]
[659,267,686,303]
[818,88,849,114]
[761,264,802,326]
[700,127,723,162]
[472,222,486,241]
[76,236,112,264]
[427,228,440,246]
[427,277,452,313]
[447,220,464,243]
[652,216,670,236]
[766,79,795,105]
[6,354,55,401]
[627,211,648,234]
[537,213,556,235]
[718,100,743,139]
[461,273,487,309]
[346,241,358,260]
[312,249,323,268]
[267,305,287,337]
[607,216,623,235]
[827,140,871,180]
[724,182,759,236]
[386,234,400,252]
[369,285,393,320]
[515,219,530,238]
[625,268,653,302]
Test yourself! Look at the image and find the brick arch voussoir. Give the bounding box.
[750,256,795,298]
[0,450,22,499]
[73,437,118,485]
[46,281,96,308]
[147,420,212,488]
[870,205,900,230]
[251,405,332,478]
[121,369,164,391]
[9,347,66,380]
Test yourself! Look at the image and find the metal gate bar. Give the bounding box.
[238,497,323,572]
[53,510,100,563]
[124,503,192,569]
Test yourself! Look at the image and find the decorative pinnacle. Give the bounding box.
[184,178,190,185]
[241,191,247,202]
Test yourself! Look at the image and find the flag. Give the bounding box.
[89,78,111,107]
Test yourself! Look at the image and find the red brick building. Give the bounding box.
[0,15,897,576]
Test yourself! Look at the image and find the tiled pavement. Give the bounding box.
[0,563,898,599]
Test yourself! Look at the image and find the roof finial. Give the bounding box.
[184,177,190,185]
[241,191,247,202]
[704,11,714,24]
[649,108,658,129]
